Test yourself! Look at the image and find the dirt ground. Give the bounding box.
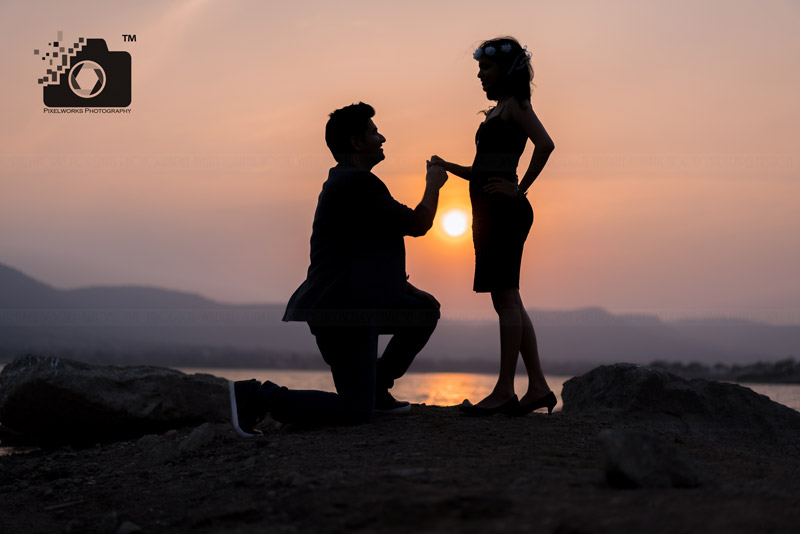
[1,405,799,534]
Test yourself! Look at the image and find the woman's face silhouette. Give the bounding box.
[477,58,502,98]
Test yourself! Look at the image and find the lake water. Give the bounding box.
[1,367,799,456]
[187,369,575,409]
[1,364,798,411]
[183,368,800,413]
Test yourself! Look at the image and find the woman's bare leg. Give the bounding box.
[475,289,523,408]
[517,298,551,405]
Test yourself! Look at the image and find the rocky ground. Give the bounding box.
[2,404,800,534]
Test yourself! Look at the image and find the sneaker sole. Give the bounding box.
[374,404,412,415]
[229,381,260,438]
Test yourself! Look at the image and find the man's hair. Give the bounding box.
[325,102,375,163]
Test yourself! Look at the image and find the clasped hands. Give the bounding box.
[425,158,448,189]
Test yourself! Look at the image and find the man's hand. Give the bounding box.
[417,161,448,219]
[429,155,447,169]
[425,162,448,190]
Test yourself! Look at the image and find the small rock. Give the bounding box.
[63,520,85,534]
[387,467,428,478]
[179,422,216,454]
[287,472,311,487]
[140,442,180,468]
[116,521,142,534]
[598,428,700,489]
[98,511,119,534]
[136,434,160,449]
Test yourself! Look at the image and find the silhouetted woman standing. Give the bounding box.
[432,37,556,415]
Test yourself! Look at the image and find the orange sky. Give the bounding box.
[1,0,799,323]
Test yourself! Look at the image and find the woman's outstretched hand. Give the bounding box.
[484,177,520,197]
[429,155,447,169]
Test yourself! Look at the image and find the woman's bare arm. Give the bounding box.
[429,155,471,180]
[510,98,554,194]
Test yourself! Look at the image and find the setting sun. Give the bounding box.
[442,209,469,237]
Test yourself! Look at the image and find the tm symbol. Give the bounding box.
[123,34,137,42]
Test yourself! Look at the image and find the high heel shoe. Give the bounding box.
[459,395,520,416]
[513,391,557,416]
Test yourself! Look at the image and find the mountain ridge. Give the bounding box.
[0,263,222,309]
[1,262,797,370]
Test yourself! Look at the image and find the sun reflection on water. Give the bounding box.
[391,373,571,409]
[185,368,570,410]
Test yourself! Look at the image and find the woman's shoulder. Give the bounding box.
[502,97,533,119]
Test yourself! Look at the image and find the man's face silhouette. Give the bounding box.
[352,119,386,169]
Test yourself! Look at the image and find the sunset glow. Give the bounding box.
[1,0,799,323]
[441,209,469,237]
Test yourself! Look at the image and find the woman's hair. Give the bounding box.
[475,36,533,102]
[325,102,375,163]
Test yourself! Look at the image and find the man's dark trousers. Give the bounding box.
[259,292,439,425]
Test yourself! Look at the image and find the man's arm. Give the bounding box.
[367,163,448,237]
[417,163,448,216]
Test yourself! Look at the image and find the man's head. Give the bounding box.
[325,102,386,168]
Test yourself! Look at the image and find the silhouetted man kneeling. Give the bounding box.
[229,102,448,435]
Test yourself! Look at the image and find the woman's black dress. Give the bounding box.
[469,114,533,293]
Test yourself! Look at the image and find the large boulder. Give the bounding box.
[562,363,800,449]
[0,355,229,446]
[598,428,701,489]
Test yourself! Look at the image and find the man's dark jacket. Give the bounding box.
[282,164,434,324]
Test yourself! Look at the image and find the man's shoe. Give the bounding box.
[229,379,265,437]
[374,390,412,414]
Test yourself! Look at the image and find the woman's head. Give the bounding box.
[473,37,533,102]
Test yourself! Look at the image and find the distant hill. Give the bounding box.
[0,263,62,308]
[1,262,798,372]
[0,263,221,309]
